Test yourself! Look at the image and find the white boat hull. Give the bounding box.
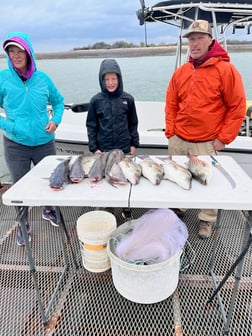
[55,101,168,151]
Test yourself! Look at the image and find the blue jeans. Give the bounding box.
[3,136,56,223]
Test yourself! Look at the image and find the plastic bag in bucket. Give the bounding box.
[107,209,188,303]
[77,210,117,272]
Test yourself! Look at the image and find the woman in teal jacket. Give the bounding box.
[0,32,64,246]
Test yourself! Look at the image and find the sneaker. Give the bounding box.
[42,209,59,227]
[17,225,31,247]
[198,220,212,239]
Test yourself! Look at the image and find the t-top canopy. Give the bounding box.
[137,0,252,28]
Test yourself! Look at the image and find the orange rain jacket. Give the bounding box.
[165,40,246,145]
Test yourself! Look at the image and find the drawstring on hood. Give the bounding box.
[3,32,36,80]
[99,59,123,97]
[189,39,229,68]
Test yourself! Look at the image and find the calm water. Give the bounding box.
[1,52,252,182]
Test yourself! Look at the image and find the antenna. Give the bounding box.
[139,0,148,46]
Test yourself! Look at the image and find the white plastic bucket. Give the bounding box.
[77,210,117,272]
[107,221,182,304]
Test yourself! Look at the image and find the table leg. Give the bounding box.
[18,206,78,325]
[18,207,47,324]
[55,207,79,269]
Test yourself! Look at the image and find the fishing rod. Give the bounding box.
[47,102,89,115]
[64,102,89,113]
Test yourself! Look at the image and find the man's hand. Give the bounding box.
[213,139,225,151]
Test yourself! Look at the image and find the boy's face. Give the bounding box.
[104,73,119,92]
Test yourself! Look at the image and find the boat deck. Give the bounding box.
[0,184,251,336]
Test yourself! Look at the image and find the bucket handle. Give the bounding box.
[179,240,195,272]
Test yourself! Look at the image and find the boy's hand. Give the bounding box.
[130,146,136,155]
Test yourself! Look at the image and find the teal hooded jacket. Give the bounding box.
[0,32,64,146]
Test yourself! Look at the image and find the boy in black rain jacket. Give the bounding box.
[86,59,139,154]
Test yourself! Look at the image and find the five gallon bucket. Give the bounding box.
[107,220,182,304]
[77,210,117,272]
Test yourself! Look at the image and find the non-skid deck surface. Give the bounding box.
[0,186,251,336]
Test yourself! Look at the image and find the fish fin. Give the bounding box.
[107,179,118,188]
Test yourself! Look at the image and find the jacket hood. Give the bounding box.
[99,59,123,96]
[206,39,229,61]
[3,32,36,79]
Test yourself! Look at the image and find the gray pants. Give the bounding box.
[3,136,56,223]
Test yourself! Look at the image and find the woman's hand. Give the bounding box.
[45,121,57,133]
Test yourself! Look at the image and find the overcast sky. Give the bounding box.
[1,1,250,53]
[0,1,177,52]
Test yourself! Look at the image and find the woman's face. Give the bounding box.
[8,46,28,75]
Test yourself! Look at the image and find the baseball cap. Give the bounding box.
[3,41,25,51]
[182,20,212,38]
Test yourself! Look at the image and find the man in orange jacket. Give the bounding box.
[165,19,246,239]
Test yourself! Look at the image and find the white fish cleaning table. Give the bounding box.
[2,155,252,332]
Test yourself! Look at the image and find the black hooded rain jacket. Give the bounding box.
[86,59,139,153]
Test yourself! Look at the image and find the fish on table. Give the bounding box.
[118,157,142,185]
[138,156,164,185]
[47,153,213,190]
[69,155,85,183]
[80,153,100,177]
[187,155,212,185]
[88,152,109,182]
[107,161,128,186]
[49,158,71,190]
[105,149,126,187]
[155,157,192,190]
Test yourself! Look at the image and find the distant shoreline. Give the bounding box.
[1,45,252,60]
[35,46,181,59]
[35,44,252,60]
